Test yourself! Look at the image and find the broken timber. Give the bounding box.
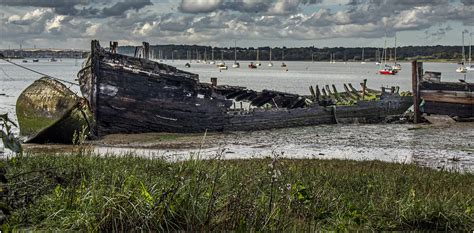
[413,61,473,119]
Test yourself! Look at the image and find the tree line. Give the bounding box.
[117,44,469,62]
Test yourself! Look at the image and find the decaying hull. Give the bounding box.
[78,41,412,137]
[16,77,93,143]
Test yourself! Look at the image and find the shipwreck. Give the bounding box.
[71,40,413,138]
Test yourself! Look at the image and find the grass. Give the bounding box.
[2,150,473,231]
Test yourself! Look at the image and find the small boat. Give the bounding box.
[232,41,240,68]
[32,59,39,62]
[209,47,216,64]
[232,62,240,68]
[466,65,474,71]
[16,77,92,143]
[393,63,402,71]
[360,48,366,64]
[248,62,257,69]
[456,66,467,73]
[281,49,287,67]
[379,65,397,75]
[218,63,228,70]
[77,40,412,136]
[268,48,273,67]
[185,63,191,68]
[50,57,57,62]
[22,60,28,63]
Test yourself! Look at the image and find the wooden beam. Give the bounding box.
[412,60,421,123]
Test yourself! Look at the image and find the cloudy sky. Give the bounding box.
[0,0,472,49]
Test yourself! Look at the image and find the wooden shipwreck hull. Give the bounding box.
[16,77,93,143]
[78,41,412,136]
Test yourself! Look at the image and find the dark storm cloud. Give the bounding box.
[179,0,323,14]
[102,0,152,17]
[0,0,152,18]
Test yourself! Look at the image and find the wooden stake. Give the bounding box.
[412,60,421,123]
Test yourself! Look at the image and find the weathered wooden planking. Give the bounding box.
[419,81,474,92]
[420,90,474,105]
[423,101,474,117]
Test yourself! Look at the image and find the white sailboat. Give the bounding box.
[232,41,240,68]
[392,33,401,71]
[360,48,366,64]
[466,33,473,71]
[268,48,274,67]
[456,31,467,73]
[218,50,228,70]
[209,47,216,65]
[281,49,287,67]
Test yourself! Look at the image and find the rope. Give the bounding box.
[0,57,79,86]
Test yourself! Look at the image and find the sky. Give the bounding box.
[0,0,473,49]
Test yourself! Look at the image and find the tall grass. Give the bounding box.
[3,150,474,231]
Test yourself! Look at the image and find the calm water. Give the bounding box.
[1,58,473,171]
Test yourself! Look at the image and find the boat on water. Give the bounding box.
[32,59,39,62]
[75,40,412,137]
[16,77,92,143]
[268,48,273,67]
[361,48,366,64]
[378,37,398,75]
[50,57,57,62]
[22,60,28,63]
[248,62,257,69]
[466,33,473,72]
[232,41,240,68]
[281,49,287,67]
[218,63,228,70]
[456,31,468,73]
[185,63,191,68]
[379,65,397,75]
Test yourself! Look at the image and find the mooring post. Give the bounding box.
[412,60,421,123]
[361,79,367,100]
[109,41,118,54]
[315,85,321,102]
[210,77,217,87]
[142,42,150,60]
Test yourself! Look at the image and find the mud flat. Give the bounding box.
[22,122,474,172]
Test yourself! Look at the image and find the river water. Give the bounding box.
[1,58,473,171]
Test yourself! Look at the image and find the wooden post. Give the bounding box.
[110,41,118,54]
[361,79,367,100]
[210,77,217,87]
[412,60,421,123]
[309,85,316,99]
[315,85,321,102]
[142,42,150,60]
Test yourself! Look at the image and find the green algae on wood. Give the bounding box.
[16,77,93,144]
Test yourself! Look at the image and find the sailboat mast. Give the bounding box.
[257,49,259,62]
[211,47,214,61]
[234,40,237,62]
[394,33,397,64]
[462,31,466,64]
[269,48,272,62]
[469,33,472,66]
[362,48,364,61]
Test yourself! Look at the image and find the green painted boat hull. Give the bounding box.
[16,77,93,144]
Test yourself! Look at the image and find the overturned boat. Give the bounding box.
[78,40,412,137]
[16,77,92,143]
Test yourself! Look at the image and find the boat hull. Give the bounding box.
[78,41,412,137]
[16,77,93,143]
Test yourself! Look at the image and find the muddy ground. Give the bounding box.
[20,122,474,173]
